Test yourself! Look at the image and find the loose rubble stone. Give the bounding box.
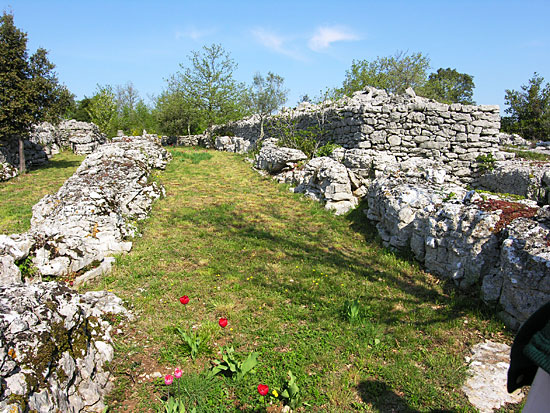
[214,135,251,153]
[0,282,132,413]
[284,156,358,215]
[462,341,524,413]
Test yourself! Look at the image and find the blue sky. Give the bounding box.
[2,0,549,113]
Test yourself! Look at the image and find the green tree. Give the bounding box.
[340,51,430,96]
[171,43,247,129]
[0,11,70,172]
[155,89,202,136]
[418,68,475,104]
[86,84,117,137]
[246,72,288,138]
[502,73,550,141]
[67,97,92,122]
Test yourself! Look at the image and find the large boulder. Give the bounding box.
[254,140,307,173]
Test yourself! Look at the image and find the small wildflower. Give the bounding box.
[219,317,228,328]
[174,368,183,379]
[272,389,279,398]
[179,295,190,305]
[257,384,269,396]
[164,374,174,385]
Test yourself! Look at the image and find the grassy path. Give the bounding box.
[89,147,517,412]
[0,151,85,234]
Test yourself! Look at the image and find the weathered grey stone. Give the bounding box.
[0,282,132,412]
[476,160,550,204]
[462,341,524,413]
[254,141,307,173]
[483,210,550,329]
[0,136,170,286]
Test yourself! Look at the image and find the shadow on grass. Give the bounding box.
[34,158,83,171]
[357,379,455,413]
[168,200,499,330]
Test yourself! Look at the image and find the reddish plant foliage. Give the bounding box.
[475,199,538,233]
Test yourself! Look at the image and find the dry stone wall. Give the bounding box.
[31,120,106,156]
[213,87,507,183]
[0,120,106,182]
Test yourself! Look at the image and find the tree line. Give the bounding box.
[1,11,549,173]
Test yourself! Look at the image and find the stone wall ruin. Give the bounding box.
[0,134,169,411]
[0,120,106,182]
[213,86,510,183]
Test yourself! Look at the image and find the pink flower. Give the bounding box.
[257,383,269,396]
[179,295,189,305]
[218,317,228,328]
[174,368,183,379]
[164,374,174,385]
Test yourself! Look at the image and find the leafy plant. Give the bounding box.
[280,370,301,409]
[476,153,496,172]
[344,299,361,324]
[208,345,258,380]
[17,256,38,278]
[442,192,456,202]
[176,328,203,360]
[158,396,194,413]
[315,142,341,158]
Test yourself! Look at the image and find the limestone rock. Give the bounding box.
[476,160,550,204]
[0,282,131,412]
[483,209,550,329]
[254,141,307,173]
[462,341,524,413]
[0,162,18,181]
[0,136,170,286]
[56,120,106,154]
[292,157,358,215]
[215,136,251,154]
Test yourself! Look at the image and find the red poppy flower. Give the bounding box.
[179,295,189,305]
[257,383,269,396]
[218,317,228,328]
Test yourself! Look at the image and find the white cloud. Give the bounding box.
[251,28,306,61]
[175,27,216,41]
[308,26,359,51]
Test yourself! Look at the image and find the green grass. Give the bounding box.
[503,147,550,162]
[0,147,520,412]
[0,151,85,233]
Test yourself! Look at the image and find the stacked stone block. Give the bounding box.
[213,87,504,182]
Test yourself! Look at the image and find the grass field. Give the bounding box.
[0,151,84,234]
[0,147,520,412]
